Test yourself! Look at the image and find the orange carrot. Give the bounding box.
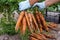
[39,12,49,32]
[31,13,40,33]
[35,12,43,33]
[38,34,48,40]
[22,17,27,35]
[43,34,56,39]
[25,12,33,33]
[28,13,35,32]
[48,22,57,28]
[29,36,38,40]
[48,24,58,31]
[30,33,43,40]
[15,11,25,32]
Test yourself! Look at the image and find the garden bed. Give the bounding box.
[0,24,60,40]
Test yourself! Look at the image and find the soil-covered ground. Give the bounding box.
[0,24,60,40]
[0,34,20,40]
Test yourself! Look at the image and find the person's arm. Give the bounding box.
[30,0,60,7]
[29,0,39,6]
[33,0,60,9]
[45,0,60,7]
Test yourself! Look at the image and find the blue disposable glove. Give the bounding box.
[33,1,46,10]
[19,0,31,11]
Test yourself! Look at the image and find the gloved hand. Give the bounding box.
[33,1,46,10]
[19,0,31,11]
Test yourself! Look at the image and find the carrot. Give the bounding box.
[29,36,38,40]
[36,15,43,32]
[47,25,58,31]
[43,34,56,39]
[35,11,43,33]
[19,25,23,34]
[15,11,25,32]
[38,34,48,40]
[39,25,43,33]
[30,33,43,40]
[31,13,40,33]
[38,12,49,32]
[28,13,33,28]
[28,13,35,32]
[48,22,57,28]
[25,12,33,33]
[21,16,27,35]
[35,11,40,24]
[48,24,54,29]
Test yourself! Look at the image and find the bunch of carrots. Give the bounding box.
[15,11,57,34]
[29,33,56,40]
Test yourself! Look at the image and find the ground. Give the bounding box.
[0,24,60,40]
[55,24,60,40]
[0,34,20,40]
[48,24,60,40]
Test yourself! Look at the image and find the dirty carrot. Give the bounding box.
[25,12,33,33]
[36,12,43,33]
[30,33,43,40]
[28,13,35,32]
[38,33,48,40]
[48,25,58,31]
[43,34,56,39]
[29,36,38,40]
[22,16,27,35]
[39,12,49,32]
[15,11,25,32]
[48,22,57,28]
[31,13,40,33]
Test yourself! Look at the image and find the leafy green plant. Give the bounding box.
[0,15,17,35]
[47,3,60,12]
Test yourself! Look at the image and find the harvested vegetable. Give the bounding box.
[39,12,49,32]
[48,22,57,28]
[25,12,33,33]
[29,33,56,40]
[30,33,43,40]
[35,11,43,32]
[15,11,25,32]
[48,24,58,31]
[28,13,35,32]
[43,34,56,39]
[22,17,27,35]
[31,13,40,33]
[38,33,48,40]
[15,11,58,40]
[29,36,38,40]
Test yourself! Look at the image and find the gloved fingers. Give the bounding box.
[19,1,26,11]
[32,3,38,7]
[33,1,46,10]
[19,0,31,11]
[26,0,29,1]
[39,2,46,9]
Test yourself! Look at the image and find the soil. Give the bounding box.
[48,24,60,40]
[0,34,20,40]
[0,13,60,40]
[0,24,59,40]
